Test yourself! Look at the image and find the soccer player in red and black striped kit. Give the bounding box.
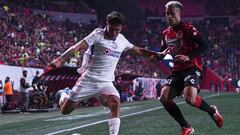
[158,1,223,135]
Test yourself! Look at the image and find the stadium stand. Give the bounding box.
[136,0,205,17]
[0,0,239,110]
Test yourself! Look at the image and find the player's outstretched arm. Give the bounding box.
[175,37,208,63]
[130,46,167,61]
[50,40,88,68]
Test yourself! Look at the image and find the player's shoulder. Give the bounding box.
[117,33,128,41]
[92,28,105,35]
[183,22,198,31]
[118,33,125,38]
[162,27,171,35]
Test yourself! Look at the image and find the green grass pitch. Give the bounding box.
[0,92,239,135]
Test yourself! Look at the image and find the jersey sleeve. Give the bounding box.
[160,31,168,51]
[188,24,201,41]
[121,35,134,51]
[84,28,102,47]
[187,24,208,57]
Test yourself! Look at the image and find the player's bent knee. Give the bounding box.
[61,109,72,115]
[159,86,172,103]
[110,100,120,110]
[185,96,196,105]
[159,95,167,103]
[107,96,120,111]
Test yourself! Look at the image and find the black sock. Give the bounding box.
[193,96,215,116]
[162,101,190,128]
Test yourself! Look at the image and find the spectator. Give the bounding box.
[155,81,162,99]
[135,82,144,100]
[20,70,31,112]
[32,71,40,86]
[4,76,13,110]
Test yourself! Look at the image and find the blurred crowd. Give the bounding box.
[4,0,94,13]
[0,1,239,111]
[0,5,94,68]
[200,0,240,16]
[138,0,240,17]
[0,3,239,86]
[199,17,240,84]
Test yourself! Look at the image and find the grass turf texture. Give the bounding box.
[0,92,239,135]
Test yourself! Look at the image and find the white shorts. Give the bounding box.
[67,80,120,103]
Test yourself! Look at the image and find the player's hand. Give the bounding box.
[174,54,190,63]
[49,58,63,69]
[149,52,166,62]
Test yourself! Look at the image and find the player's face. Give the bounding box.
[107,23,122,40]
[165,7,181,26]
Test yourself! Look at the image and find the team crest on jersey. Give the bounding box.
[111,42,118,49]
[177,31,183,38]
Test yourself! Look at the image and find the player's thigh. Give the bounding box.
[100,95,120,109]
[98,83,120,109]
[160,74,180,101]
[183,86,198,104]
[183,69,201,102]
[98,82,120,99]
[68,84,99,103]
[160,86,178,101]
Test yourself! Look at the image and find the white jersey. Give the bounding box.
[77,48,91,74]
[81,28,134,82]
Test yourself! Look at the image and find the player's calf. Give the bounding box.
[60,100,78,115]
[103,95,121,135]
[103,95,120,117]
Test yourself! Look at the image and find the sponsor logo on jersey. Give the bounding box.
[165,30,183,56]
[104,47,121,58]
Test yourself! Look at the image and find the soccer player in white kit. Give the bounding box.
[50,11,164,135]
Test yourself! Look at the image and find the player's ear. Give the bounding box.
[179,9,183,17]
[176,8,182,17]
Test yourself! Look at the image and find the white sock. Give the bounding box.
[59,92,69,106]
[109,118,120,135]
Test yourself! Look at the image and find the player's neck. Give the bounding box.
[171,21,182,29]
[104,29,116,41]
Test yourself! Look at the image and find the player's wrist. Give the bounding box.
[156,52,165,60]
[57,57,64,63]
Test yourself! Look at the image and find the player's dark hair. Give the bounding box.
[165,1,183,11]
[107,11,125,25]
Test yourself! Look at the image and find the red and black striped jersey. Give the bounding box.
[161,21,203,71]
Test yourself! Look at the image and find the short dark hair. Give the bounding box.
[107,11,125,25]
[165,1,183,11]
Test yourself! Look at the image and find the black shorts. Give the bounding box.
[164,67,202,96]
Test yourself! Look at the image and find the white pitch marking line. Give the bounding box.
[45,93,219,135]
